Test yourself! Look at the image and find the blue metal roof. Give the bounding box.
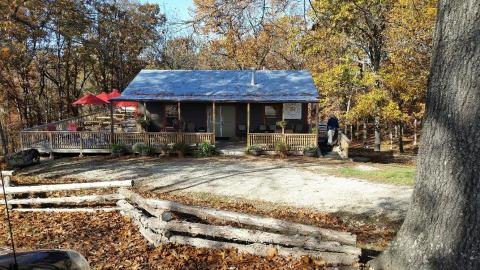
[111,70,319,103]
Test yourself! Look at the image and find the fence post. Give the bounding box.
[79,132,83,157]
[48,132,54,159]
[247,103,250,148]
[1,170,14,210]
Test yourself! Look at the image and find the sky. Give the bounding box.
[138,0,194,22]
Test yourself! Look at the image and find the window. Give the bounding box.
[265,106,277,118]
[265,105,279,130]
[165,104,178,127]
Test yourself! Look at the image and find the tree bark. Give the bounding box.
[119,189,356,245]
[413,118,418,146]
[363,121,367,147]
[0,118,8,155]
[0,194,124,205]
[398,123,405,153]
[374,117,381,152]
[118,200,359,265]
[5,180,133,194]
[369,1,480,269]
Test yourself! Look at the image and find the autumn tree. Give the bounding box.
[192,0,305,69]
[369,0,480,268]
[0,0,165,152]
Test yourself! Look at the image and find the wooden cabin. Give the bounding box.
[21,69,323,154]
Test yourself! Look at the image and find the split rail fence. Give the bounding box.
[1,171,359,266]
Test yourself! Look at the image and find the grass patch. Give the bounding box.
[332,165,415,186]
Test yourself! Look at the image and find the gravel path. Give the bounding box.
[19,157,413,219]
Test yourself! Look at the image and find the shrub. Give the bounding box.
[142,146,156,156]
[172,142,189,155]
[132,142,147,154]
[274,142,289,153]
[303,145,318,152]
[111,143,128,153]
[247,145,263,156]
[195,141,216,157]
[274,142,289,158]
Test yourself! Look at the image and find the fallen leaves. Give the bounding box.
[0,174,401,269]
[0,209,329,269]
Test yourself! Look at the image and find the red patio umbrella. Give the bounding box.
[109,89,138,108]
[72,94,109,105]
[108,89,121,99]
[96,92,111,102]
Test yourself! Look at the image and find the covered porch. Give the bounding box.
[140,100,319,151]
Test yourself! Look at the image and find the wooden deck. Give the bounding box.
[20,131,215,154]
[247,133,317,151]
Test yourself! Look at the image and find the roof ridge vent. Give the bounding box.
[250,67,256,86]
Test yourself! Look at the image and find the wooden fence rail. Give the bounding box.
[248,133,317,151]
[20,131,215,154]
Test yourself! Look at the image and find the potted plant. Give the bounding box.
[303,145,318,157]
[274,142,289,158]
[172,142,189,158]
[137,118,150,131]
[247,145,263,156]
[194,141,217,157]
[276,120,288,131]
[111,143,128,157]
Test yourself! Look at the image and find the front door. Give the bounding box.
[207,105,236,138]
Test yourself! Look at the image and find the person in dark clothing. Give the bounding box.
[327,114,340,130]
[327,114,339,145]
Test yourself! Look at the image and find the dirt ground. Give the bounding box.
[18,156,413,220]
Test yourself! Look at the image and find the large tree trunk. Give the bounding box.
[369,1,480,269]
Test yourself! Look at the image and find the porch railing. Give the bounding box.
[21,131,215,153]
[23,109,110,131]
[247,133,317,151]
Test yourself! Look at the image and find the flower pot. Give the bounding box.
[304,150,317,157]
[177,151,184,158]
[249,149,262,156]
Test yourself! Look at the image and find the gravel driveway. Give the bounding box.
[19,157,413,220]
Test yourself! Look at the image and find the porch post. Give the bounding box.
[315,102,320,132]
[143,102,147,120]
[247,103,250,147]
[212,101,216,136]
[110,103,114,146]
[307,103,312,130]
[281,103,285,134]
[177,101,182,131]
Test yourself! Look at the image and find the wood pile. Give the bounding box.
[117,189,361,266]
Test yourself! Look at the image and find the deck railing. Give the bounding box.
[21,131,215,153]
[23,109,110,131]
[247,133,317,151]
